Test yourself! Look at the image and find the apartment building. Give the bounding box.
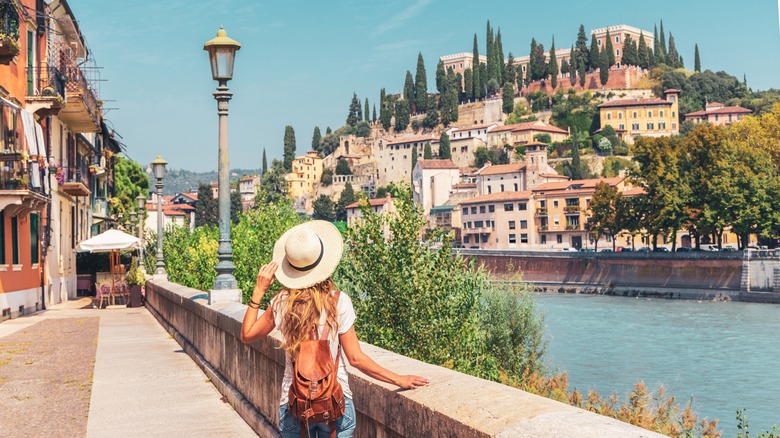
[460,191,535,249]
[412,159,459,215]
[238,174,261,211]
[532,177,626,250]
[287,150,323,199]
[486,121,569,148]
[598,89,680,143]
[376,134,437,185]
[476,142,567,195]
[684,102,752,127]
[345,196,396,229]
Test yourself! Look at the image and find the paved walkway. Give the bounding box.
[0,299,258,438]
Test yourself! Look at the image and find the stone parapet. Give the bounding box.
[145,279,663,437]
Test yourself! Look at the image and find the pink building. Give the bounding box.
[684,102,752,127]
[460,191,535,249]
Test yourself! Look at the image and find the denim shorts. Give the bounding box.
[279,397,356,438]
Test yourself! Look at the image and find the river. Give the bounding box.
[534,293,780,435]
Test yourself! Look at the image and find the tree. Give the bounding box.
[355,120,371,137]
[529,38,547,81]
[439,132,451,160]
[411,145,417,170]
[504,52,516,86]
[394,99,410,131]
[346,93,360,127]
[195,183,218,227]
[403,71,415,111]
[423,142,433,159]
[578,55,587,87]
[283,126,296,172]
[566,128,590,180]
[549,37,559,89]
[110,156,150,229]
[422,98,439,130]
[320,169,333,187]
[364,98,370,123]
[502,82,514,114]
[588,34,599,71]
[257,159,288,204]
[335,158,352,175]
[638,32,650,69]
[599,47,610,87]
[326,127,332,135]
[473,147,508,167]
[575,24,589,63]
[435,60,446,94]
[230,190,242,224]
[372,104,377,123]
[312,195,336,222]
[604,30,615,68]
[495,29,505,85]
[667,33,680,68]
[415,52,428,114]
[486,21,495,87]
[261,148,267,174]
[586,182,621,251]
[335,182,356,222]
[311,126,322,152]
[464,68,474,102]
[694,44,701,73]
[440,73,459,127]
[659,20,668,62]
[380,88,392,131]
[622,34,637,67]
[472,34,481,100]
[653,25,662,66]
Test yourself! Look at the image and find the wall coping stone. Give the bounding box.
[147,279,664,437]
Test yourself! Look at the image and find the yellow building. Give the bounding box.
[286,151,323,199]
[598,89,680,143]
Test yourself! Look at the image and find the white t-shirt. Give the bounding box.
[271,290,356,405]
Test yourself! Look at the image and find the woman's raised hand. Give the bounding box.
[253,261,278,297]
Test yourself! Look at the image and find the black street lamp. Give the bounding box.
[136,194,146,273]
[151,155,167,276]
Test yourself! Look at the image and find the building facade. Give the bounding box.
[683,102,752,127]
[412,159,459,215]
[486,121,570,148]
[591,25,654,69]
[287,150,323,199]
[598,89,680,143]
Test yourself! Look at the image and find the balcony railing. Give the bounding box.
[61,164,91,196]
[0,4,20,63]
[92,197,108,216]
[535,208,548,216]
[54,41,101,132]
[565,224,581,231]
[536,225,549,231]
[28,66,67,101]
[463,226,493,234]
[564,205,580,212]
[0,152,46,196]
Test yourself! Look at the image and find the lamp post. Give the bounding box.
[151,155,167,277]
[136,194,146,274]
[129,211,137,236]
[204,26,241,304]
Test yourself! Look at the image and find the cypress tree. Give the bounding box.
[502,81,514,114]
[464,68,474,101]
[403,71,415,111]
[472,34,480,100]
[346,93,360,126]
[529,38,538,80]
[423,142,432,159]
[262,148,267,174]
[504,52,516,86]
[478,63,487,98]
[496,29,504,85]
[517,66,524,90]
[415,52,428,114]
[439,132,451,160]
[653,25,662,65]
[380,88,392,131]
[422,98,438,130]
[568,128,584,180]
[394,99,410,131]
[364,98,370,122]
[622,34,637,66]
[549,37,559,89]
[605,30,615,68]
[694,44,701,72]
[659,20,668,61]
[486,21,495,85]
[311,126,322,151]
[335,182,355,222]
[326,127,332,135]
[575,24,589,66]
[372,104,377,123]
[283,125,296,172]
[195,183,219,227]
[668,33,680,68]
[435,60,446,94]
[589,34,599,71]
[638,32,649,69]
[568,49,578,86]
[356,95,362,121]
[599,47,609,86]
[578,54,587,87]
[412,145,417,170]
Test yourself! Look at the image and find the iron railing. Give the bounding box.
[27,66,66,100]
[0,152,46,195]
[65,163,90,187]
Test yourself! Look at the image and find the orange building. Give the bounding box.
[598,90,680,143]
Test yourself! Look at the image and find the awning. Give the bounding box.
[76,229,141,252]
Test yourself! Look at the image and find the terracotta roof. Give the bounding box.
[450,123,494,132]
[489,124,520,133]
[513,121,568,134]
[417,159,458,169]
[598,98,672,108]
[685,106,753,117]
[540,173,570,179]
[162,208,187,217]
[706,102,725,108]
[663,89,681,94]
[346,197,393,209]
[182,193,198,201]
[532,177,624,192]
[622,187,647,196]
[171,204,195,211]
[460,191,532,205]
[459,167,479,175]
[477,162,526,176]
[386,135,436,146]
[453,183,477,189]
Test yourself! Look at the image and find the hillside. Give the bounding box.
[157,168,261,196]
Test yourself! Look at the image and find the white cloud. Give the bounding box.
[370,0,433,38]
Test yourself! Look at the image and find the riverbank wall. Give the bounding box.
[458,249,780,303]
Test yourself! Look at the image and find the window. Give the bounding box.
[715,114,719,121]
[672,111,676,118]
[557,234,563,244]
[504,203,514,211]
[464,236,470,244]
[660,110,664,117]
[518,202,527,210]
[30,213,39,264]
[480,206,486,214]
[647,123,654,130]
[488,205,495,213]
[488,186,492,194]
[513,183,518,191]
[539,200,546,208]
[541,235,547,244]
[11,216,19,265]
[462,207,468,215]
[615,36,620,43]
[607,113,612,120]
[659,122,666,130]
[521,234,528,244]
[553,200,559,208]
[471,207,477,214]
[647,111,653,117]
[474,221,484,228]
[509,234,517,244]
[670,96,676,103]
[597,39,602,46]
[619,123,625,130]
[632,122,640,130]
[520,220,528,229]
[509,221,516,230]
[618,112,622,119]
[500,184,504,192]
[633,111,638,118]
[616,49,620,56]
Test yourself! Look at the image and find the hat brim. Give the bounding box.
[272,221,343,289]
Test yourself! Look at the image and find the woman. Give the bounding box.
[241,221,428,438]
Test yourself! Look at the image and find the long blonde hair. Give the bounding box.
[275,278,338,359]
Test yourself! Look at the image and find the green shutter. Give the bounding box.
[0,211,5,265]
[11,215,19,265]
[30,213,39,264]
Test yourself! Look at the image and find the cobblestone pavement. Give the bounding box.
[0,316,100,437]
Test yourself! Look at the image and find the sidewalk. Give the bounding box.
[0,299,258,437]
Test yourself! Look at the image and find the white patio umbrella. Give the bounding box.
[76,229,141,253]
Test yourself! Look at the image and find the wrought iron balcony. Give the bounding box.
[0,152,49,216]
[54,42,101,132]
[564,205,581,215]
[26,66,67,115]
[0,3,20,64]
[535,208,548,216]
[61,164,91,197]
[536,224,549,231]
[565,224,581,231]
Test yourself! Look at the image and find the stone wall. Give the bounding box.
[145,279,662,437]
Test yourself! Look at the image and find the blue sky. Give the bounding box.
[71,0,780,173]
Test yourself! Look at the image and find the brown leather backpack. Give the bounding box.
[288,291,345,438]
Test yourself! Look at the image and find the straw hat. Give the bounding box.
[272,221,343,289]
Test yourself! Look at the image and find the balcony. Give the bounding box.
[0,4,20,65]
[564,205,581,215]
[61,165,91,197]
[55,42,101,133]
[0,152,49,216]
[565,224,581,231]
[92,197,109,217]
[463,227,493,235]
[536,225,549,232]
[26,66,67,117]
[535,208,548,216]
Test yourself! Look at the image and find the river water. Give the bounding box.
[534,293,780,435]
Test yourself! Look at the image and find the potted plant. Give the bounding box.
[125,257,146,307]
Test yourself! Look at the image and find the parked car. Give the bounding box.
[722,246,738,252]
[560,247,576,252]
[617,246,633,252]
[579,248,595,252]
[600,248,614,252]
[636,246,651,252]
[675,247,693,252]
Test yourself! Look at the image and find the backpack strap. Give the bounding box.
[319,290,341,342]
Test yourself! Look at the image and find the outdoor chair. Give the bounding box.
[96,282,112,309]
